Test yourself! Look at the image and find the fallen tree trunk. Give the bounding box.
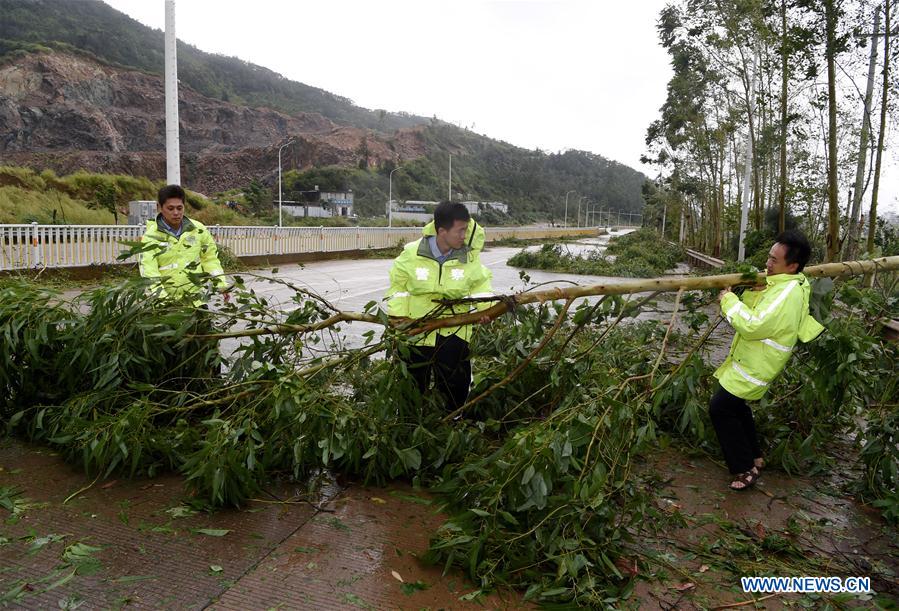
[202,255,899,339]
[418,255,899,333]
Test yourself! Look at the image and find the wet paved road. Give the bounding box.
[0,438,527,610]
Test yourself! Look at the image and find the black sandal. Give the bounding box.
[730,468,759,491]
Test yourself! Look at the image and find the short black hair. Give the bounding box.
[775,229,811,272]
[433,201,470,232]
[158,184,186,206]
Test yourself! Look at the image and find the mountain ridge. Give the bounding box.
[0,0,648,220]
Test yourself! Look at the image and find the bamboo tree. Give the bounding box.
[867,0,891,257]
[824,0,841,262]
[846,5,881,260]
[779,0,789,233]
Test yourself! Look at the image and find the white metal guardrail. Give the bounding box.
[0,224,625,271]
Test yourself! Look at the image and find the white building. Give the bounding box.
[128,200,157,225]
[461,201,509,215]
[283,190,355,218]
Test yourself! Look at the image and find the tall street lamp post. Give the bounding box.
[564,190,576,228]
[278,139,295,228]
[388,166,402,228]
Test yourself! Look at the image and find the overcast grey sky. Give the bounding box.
[104,0,670,170]
[103,0,898,214]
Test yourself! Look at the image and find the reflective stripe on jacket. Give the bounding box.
[139,216,227,300]
[385,221,493,346]
[714,273,824,400]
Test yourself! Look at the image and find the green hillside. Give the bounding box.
[286,123,647,222]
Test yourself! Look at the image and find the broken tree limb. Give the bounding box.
[422,255,899,332]
[194,311,381,339]
[649,287,684,385]
[442,255,899,306]
[441,298,575,422]
[196,255,899,340]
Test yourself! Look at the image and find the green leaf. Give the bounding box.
[39,568,76,593]
[63,542,103,575]
[521,464,535,485]
[112,575,157,584]
[192,528,231,537]
[400,580,429,595]
[27,533,66,554]
[7,410,24,428]
[388,491,431,505]
[165,505,197,519]
[395,447,422,471]
[342,593,373,608]
[458,589,484,601]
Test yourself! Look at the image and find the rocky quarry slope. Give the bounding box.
[0,51,430,193]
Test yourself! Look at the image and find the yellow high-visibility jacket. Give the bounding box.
[385,221,493,346]
[715,273,825,400]
[139,216,227,301]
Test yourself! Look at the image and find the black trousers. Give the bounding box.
[405,333,472,412]
[708,386,761,474]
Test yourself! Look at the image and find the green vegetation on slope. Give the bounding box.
[0,166,250,225]
[284,124,647,223]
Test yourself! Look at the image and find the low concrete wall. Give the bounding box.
[0,228,600,281]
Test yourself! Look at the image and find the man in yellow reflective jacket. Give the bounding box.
[139,184,229,304]
[385,202,494,412]
[711,230,824,491]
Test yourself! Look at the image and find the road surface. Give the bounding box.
[226,234,628,351]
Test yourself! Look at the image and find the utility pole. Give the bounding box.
[661,203,667,237]
[738,50,758,261]
[164,0,180,185]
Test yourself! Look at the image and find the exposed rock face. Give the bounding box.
[0,51,428,192]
